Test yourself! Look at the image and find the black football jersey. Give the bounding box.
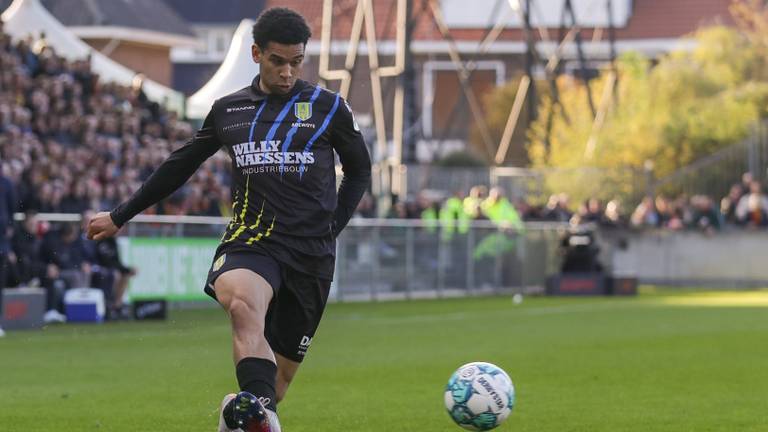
[111,77,372,279]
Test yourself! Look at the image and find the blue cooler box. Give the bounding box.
[64,288,106,323]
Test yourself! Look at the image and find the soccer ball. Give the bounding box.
[444,362,515,430]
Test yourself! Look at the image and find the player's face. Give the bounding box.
[252,42,305,95]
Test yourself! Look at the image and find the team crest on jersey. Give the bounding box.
[294,102,312,121]
[213,254,226,272]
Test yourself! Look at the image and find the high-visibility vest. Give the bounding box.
[421,207,439,233]
[481,197,524,230]
[439,197,470,240]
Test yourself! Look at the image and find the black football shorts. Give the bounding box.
[205,248,331,363]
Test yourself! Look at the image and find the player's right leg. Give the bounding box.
[213,266,280,431]
[214,268,275,362]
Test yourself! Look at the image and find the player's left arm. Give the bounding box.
[330,98,372,237]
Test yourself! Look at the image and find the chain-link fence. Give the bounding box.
[652,122,768,199]
[333,220,565,301]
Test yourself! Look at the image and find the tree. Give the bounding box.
[518,20,768,204]
[471,77,534,166]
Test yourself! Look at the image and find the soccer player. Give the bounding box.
[87,8,371,431]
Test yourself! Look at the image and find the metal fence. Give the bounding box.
[21,214,567,301]
[652,122,768,198]
[332,219,565,301]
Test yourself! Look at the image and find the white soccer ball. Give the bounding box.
[444,362,515,431]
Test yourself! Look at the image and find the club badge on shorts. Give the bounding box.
[294,102,312,121]
[213,254,226,272]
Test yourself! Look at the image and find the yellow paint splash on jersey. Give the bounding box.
[224,175,250,242]
[246,215,276,245]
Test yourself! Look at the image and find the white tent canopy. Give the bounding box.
[1,0,184,113]
[186,19,260,119]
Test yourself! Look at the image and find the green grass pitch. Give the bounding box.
[1,289,767,431]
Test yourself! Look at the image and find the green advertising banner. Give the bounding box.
[118,237,219,301]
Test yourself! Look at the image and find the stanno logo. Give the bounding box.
[227,105,256,113]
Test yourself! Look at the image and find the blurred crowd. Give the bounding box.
[0,22,229,218]
[0,24,223,331]
[627,173,768,233]
[0,23,766,237]
[1,209,135,325]
[353,171,768,234]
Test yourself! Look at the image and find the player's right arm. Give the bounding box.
[88,109,221,240]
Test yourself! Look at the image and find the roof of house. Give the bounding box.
[0,0,11,12]
[164,0,265,24]
[40,0,194,37]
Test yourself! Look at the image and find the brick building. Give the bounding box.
[37,0,197,87]
[269,0,735,163]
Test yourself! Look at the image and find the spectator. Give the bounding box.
[630,196,659,228]
[573,198,604,225]
[0,25,220,220]
[39,222,88,323]
[739,172,755,196]
[735,181,768,228]
[8,209,46,288]
[689,195,721,234]
[81,210,136,319]
[481,187,523,231]
[439,190,469,240]
[473,187,523,261]
[463,185,487,220]
[0,165,16,337]
[541,193,572,222]
[353,192,376,218]
[419,194,439,234]
[655,196,674,227]
[601,199,626,228]
[665,199,686,231]
[388,200,409,219]
[720,184,744,225]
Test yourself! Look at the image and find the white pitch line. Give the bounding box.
[327,300,653,325]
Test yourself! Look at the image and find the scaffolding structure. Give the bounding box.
[317,0,619,197]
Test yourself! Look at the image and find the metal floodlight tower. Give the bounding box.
[585,0,619,160]
[318,0,408,195]
[427,0,498,161]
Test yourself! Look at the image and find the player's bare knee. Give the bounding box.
[226,296,250,317]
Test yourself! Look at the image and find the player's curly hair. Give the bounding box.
[252,7,312,49]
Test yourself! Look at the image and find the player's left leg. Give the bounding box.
[275,353,300,403]
[265,270,332,406]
